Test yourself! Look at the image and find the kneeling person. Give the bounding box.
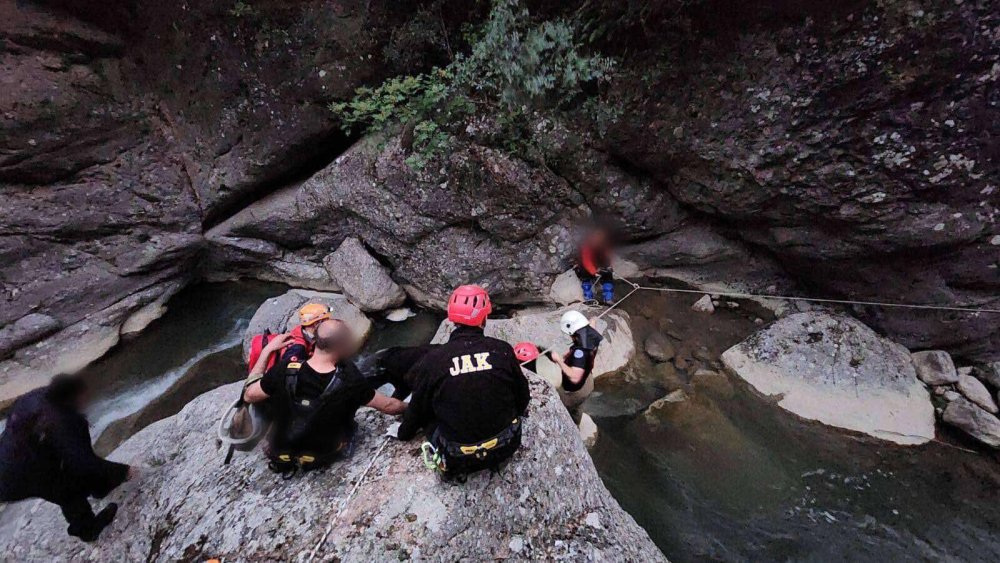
[397,285,530,478]
[243,319,406,474]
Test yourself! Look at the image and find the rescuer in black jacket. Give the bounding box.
[0,376,134,541]
[358,344,438,400]
[396,285,531,478]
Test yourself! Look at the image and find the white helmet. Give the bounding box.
[560,310,590,335]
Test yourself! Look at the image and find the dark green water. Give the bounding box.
[585,289,1000,562]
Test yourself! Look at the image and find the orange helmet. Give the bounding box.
[298,303,331,326]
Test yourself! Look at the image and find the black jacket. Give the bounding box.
[398,326,530,443]
[0,388,128,503]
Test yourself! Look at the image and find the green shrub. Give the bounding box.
[329,0,614,169]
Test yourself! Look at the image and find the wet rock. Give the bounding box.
[721,312,935,445]
[0,314,61,359]
[655,362,685,391]
[549,270,584,306]
[385,308,415,322]
[691,369,735,401]
[324,237,406,312]
[956,373,998,414]
[942,397,1000,448]
[432,306,634,379]
[644,389,689,425]
[691,295,715,313]
[0,377,665,561]
[241,289,372,359]
[976,362,1000,389]
[578,412,599,448]
[644,332,676,362]
[912,351,959,386]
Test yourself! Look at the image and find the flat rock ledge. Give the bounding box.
[722,312,935,445]
[0,376,665,562]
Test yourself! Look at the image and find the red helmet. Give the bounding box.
[513,341,539,363]
[447,285,492,326]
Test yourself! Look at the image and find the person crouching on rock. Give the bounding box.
[575,227,616,304]
[242,319,407,475]
[393,285,531,480]
[549,310,603,424]
[358,344,438,400]
[0,375,136,542]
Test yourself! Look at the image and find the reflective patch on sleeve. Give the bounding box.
[573,349,585,359]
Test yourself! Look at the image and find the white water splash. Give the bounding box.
[87,319,248,438]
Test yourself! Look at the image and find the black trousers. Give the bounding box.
[574,265,613,284]
[55,495,100,537]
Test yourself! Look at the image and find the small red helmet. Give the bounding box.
[447,285,492,326]
[513,341,539,363]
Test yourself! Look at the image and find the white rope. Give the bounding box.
[306,437,391,562]
[613,274,1000,315]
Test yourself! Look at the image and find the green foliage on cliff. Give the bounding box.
[330,0,613,169]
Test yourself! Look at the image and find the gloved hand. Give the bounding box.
[385,422,402,439]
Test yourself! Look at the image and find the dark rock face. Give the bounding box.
[604,0,1000,358]
[3,0,998,402]
[0,1,202,399]
[0,0,475,399]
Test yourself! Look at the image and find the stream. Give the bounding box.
[61,282,1000,561]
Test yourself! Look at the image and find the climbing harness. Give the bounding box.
[421,441,444,472]
[422,419,523,479]
[306,436,392,562]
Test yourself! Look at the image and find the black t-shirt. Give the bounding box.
[562,345,596,392]
[260,360,376,453]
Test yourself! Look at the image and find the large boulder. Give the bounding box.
[323,237,406,312]
[911,350,959,386]
[721,312,935,445]
[432,306,635,379]
[0,377,666,561]
[241,289,372,359]
[942,397,1000,448]
[549,269,584,305]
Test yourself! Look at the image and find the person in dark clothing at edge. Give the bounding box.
[575,227,615,304]
[243,319,406,475]
[358,344,438,400]
[0,376,135,541]
[393,285,531,479]
[549,310,603,424]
